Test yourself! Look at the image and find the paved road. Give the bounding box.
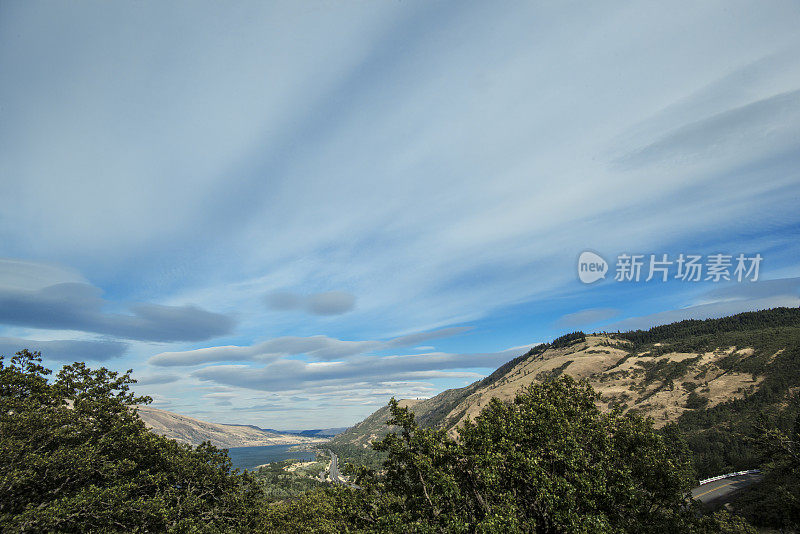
[327,449,344,485]
[691,473,763,505]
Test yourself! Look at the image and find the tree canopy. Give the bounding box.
[0,350,262,533]
[266,376,754,533]
[1,351,760,533]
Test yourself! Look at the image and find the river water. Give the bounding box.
[226,444,318,471]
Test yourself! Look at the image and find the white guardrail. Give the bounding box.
[698,469,761,486]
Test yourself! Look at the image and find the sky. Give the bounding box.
[1,1,799,430]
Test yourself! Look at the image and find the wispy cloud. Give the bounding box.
[614,90,800,171]
[150,336,377,366]
[697,277,800,304]
[0,337,128,361]
[384,327,472,348]
[0,258,87,291]
[264,290,356,315]
[555,308,620,329]
[132,372,182,386]
[190,345,529,392]
[149,326,471,366]
[0,282,234,342]
[602,278,800,332]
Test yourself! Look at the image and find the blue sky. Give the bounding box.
[1,1,799,429]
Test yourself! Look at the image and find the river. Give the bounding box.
[226,444,318,471]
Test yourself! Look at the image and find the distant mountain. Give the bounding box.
[136,406,329,448]
[223,424,348,437]
[280,428,349,437]
[332,306,800,469]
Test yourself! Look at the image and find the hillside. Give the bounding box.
[216,423,345,437]
[136,405,329,448]
[332,307,800,475]
[284,427,348,437]
[332,331,762,446]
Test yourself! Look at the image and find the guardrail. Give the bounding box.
[698,469,761,486]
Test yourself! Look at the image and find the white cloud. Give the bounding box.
[190,345,529,392]
[149,326,469,366]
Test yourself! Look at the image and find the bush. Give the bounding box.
[686,391,709,409]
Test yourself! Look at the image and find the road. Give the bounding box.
[327,449,344,485]
[691,473,763,505]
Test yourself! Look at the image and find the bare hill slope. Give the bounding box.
[136,405,328,448]
[333,307,800,447]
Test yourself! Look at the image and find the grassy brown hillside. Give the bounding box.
[332,333,764,445]
[332,307,800,476]
[136,405,329,448]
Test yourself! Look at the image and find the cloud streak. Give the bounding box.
[191,345,528,392]
[0,337,128,361]
[264,290,356,316]
[555,308,620,329]
[132,373,182,386]
[0,283,234,342]
[603,295,800,333]
[149,326,471,366]
[150,336,378,366]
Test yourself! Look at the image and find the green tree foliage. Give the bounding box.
[550,331,586,349]
[732,396,800,530]
[260,484,403,534]
[666,322,800,478]
[324,443,386,471]
[291,376,744,533]
[685,391,709,409]
[1,347,769,532]
[252,459,327,502]
[260,307,800,531]
[0,350,262,532]
[599,306,800,482]
[617,307,800,345]
[370,377,697,532]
